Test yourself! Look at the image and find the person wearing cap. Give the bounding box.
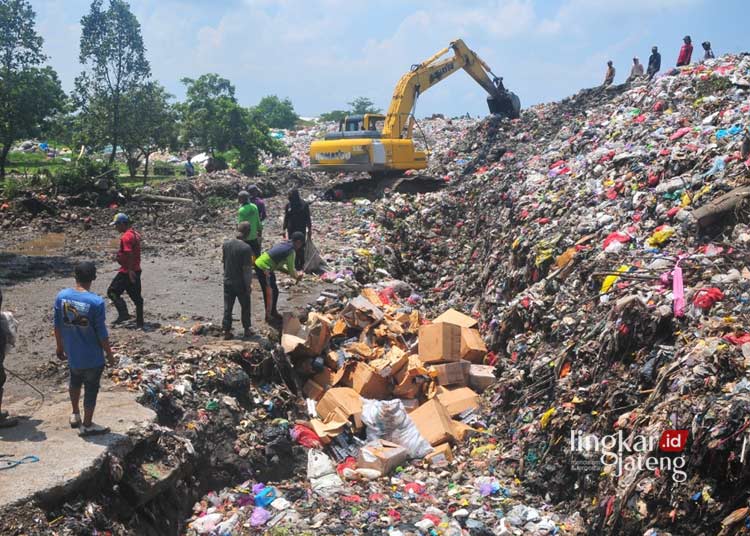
[603,61,615,86]
[702,41,715,60]
[647,46,661,79]
[254,233,305,323]
[237,191,262,257]
[628,57,644,81]
[677,36,693,67]
[222,222,255,340]
[108,213,144,328]
[54,261,115,436]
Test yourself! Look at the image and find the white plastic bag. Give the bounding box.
[307,449,343,497]
[303,238,325,273]
[361,399,433,459]
[0,311,18,348]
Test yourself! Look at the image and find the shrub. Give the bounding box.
[152,161,177,176]
[53,157,112,194]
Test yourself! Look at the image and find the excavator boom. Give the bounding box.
[309,38,520,174]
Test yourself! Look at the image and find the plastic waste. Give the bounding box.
[307,449,344,497]
[361,399,433,458]
[250,507,271,527]
[254,486,277,507]
[190,513,223,534]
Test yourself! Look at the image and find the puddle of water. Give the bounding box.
[7,234,120,257]
[8,233,66,256]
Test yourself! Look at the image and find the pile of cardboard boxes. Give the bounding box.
[282,290,496,474]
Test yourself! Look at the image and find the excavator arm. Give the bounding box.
[382,39,520,139]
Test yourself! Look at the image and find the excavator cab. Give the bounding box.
[338,114,385,133]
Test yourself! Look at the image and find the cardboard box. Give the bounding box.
[425,442,453,466]
[341,362,390,399]
[341,296,384,329]
[410,398,455,446]
[281,314,331,359]
[431,360,471,386]
[316,387,363,429]
[451,420,478,441]
[369,347,409,378]
[418,323,462,363]
[433,308,477,328]
[460,327,487,363]
[437,387,480,417]
[468,364,495,392]
[303,379,325,400]
[357,440,408,475]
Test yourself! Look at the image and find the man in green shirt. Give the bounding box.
[254,232,305,323]
[237,191,262,257]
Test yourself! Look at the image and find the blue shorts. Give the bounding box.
[69,366,104,409]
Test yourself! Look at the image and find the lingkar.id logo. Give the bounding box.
[570,429,688,483]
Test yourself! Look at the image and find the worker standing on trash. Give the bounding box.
[185,157,195,178]
[647,46,661,79]
[0,288,17,428]
[677,36,693,66]
[702,41,715,60]
[108,213,144,328]
[55,261,116,437]
[222,222,255,340]
[237,190,262,258]
[255,232,305,324]
[603,61,615,86]
[629,57,644,80]
[282,189,312,271]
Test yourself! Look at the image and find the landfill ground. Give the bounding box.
[3,53,750,536]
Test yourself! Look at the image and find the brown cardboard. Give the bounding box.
[410,398,455,446]
[425,442,453,466]
[309,415,348,440]
[369,347,409,378]
[468,364,496,392]
[357,440,408,475]
[341,296,384,329]
[460,327,487,363]
[451,420,478,441]
[312,367,345,390]
[316,387,363,429]
[431,360,471,386]
[437,387,480,416]
[341,361,390,399]
[281,313,331,359]
[303,379,325,401]
[418,323,462,363]
[433,308,477,328]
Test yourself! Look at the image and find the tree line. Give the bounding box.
[0,0,301,180]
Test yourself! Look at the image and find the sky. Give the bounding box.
[28,0,749,118]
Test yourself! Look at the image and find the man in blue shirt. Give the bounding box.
[54,261,115,436]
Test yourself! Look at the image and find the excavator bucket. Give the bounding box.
[487,91,521,119]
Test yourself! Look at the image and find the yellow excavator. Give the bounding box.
[309,39,520,175]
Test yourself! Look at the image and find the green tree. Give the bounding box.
[254,95,299,129]
[179,73,237,156]
[347,96,381,115]
[75,0,150,166]
[0,0,64,178]
[179,74,285,175]
[119,82,178,182]
[319,109,348,123]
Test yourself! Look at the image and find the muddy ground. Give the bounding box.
[0,193,352,409]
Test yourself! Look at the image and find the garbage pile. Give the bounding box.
[362,54,750,534]
[185,290,589,534]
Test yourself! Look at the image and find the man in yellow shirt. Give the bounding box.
[254,232,305,323]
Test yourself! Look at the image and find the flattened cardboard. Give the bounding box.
[425,442,453,466]
[418,323,462,363]
[316,387,363,430]
[281,314,331,358]
[312,367,345,390]
[341,361,390,399]
[303,379,325,401]
[357,440,408,474]
[437,387,479,416]
[431,360,471,386]
[410,398,455,446]
[341,296,384,329]
[451,420,478,441]
[468,364,496,392]
[433,308,477,328]
[460,327,487,363]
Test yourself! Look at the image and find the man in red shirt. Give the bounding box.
[676,35,693,67]
[107,213,144,328]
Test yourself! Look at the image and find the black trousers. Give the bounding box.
[108,271,143,318]
[244,239,261,258]
[255,269,278,315]
[223,283,251,331]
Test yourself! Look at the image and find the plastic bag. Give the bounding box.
[290,423,322,448]
[303,238,324,273]
[361,399,432,459]
[0,312,18,348]
[307,449,343,497]
[190,513,223,534]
